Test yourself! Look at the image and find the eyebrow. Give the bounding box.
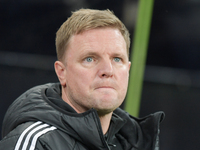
[79,50,128,60]
[80,51,99,57]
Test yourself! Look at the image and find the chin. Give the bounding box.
[96,109,113,117]
[95,105,118,117]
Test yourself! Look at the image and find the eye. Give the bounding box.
[113,57,121,62]
[85,57,93,62]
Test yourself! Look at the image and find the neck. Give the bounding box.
[62,86,113,134]
[99,112,113,134]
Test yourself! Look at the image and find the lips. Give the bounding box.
[95,86,115,90]
[93,81,117,90]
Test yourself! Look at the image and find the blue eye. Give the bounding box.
[114,57,121,62]
[86,57,93,62]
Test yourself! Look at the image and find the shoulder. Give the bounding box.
[2,83,59,137]
[0,121,57,150]
[1,121,82,150]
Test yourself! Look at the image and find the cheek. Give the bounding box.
[67,67,93,88]
[118,70,129,89]
[119,68,129,79]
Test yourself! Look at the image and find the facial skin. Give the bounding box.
[55,28,131,116]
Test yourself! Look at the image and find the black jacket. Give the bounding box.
[0,83,164,150]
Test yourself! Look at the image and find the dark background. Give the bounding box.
[1,0,200,149]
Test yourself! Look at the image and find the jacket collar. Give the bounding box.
[44,83,126,149]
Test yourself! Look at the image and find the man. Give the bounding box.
[0,9,164,150]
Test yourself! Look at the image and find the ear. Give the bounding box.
[54,61,67,86]
[128,61,131,71]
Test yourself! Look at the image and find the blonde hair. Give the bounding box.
[56,9,130,61]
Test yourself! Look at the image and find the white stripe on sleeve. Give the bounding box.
[29,126,57,150]
[14,121,42,150]
[21,123,49,150]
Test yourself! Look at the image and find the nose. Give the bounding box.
[98,58,113,78]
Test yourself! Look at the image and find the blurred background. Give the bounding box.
[1,0,200,149]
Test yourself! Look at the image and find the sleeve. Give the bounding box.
[0,121,57,150]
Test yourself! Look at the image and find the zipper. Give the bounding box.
[91,109,111,150]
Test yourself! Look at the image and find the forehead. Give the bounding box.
[62,28,128,64]
[76,28,122,40]
[69,28,126,51]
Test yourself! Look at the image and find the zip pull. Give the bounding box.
[108,143,116,147]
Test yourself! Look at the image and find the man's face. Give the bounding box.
[61,28,131,115]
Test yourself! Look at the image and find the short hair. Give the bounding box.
[55,8,130,61]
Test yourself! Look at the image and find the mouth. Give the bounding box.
[95,86,115,90]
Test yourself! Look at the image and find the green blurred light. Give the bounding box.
[125,0,154,117]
